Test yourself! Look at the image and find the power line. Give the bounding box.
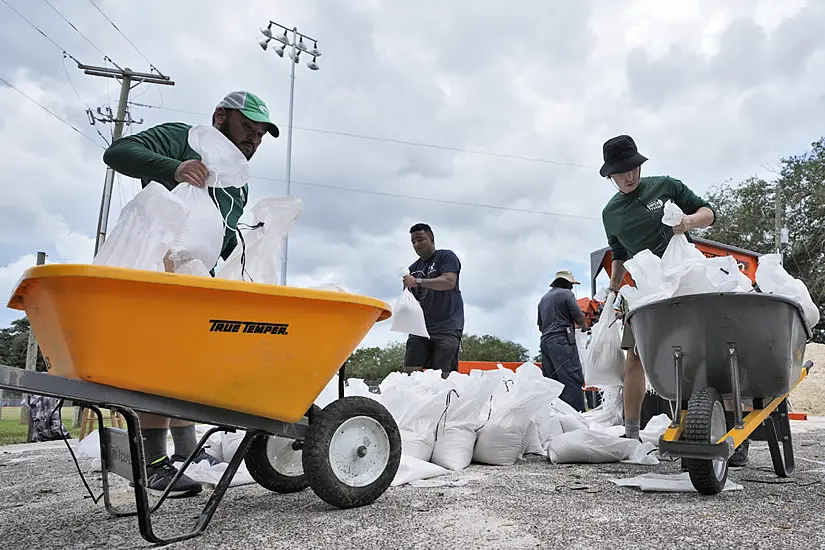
[0,75,104,149]
[60,56,110,146]
[86,0,161,74]
[249,174,600,220]
[126,102,725,186]
[1,0,79,62]
[42,0,105,58]
[127,102,598,170]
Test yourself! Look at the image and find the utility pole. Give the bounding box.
[774,181,783,265]
[75,63,175,254]
[72,63,174,426]
[19,252,46,439]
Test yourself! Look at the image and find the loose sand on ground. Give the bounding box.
[791,343,825,415]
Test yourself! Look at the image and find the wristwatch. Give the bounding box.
[415,277,423,285]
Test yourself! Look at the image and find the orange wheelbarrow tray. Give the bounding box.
[2,264,403,546]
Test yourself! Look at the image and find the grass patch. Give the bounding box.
[0,406,115,446]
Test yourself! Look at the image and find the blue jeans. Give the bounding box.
[540,333,586,412]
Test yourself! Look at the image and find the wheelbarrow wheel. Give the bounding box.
[684,386,729,495]
[244,405,321,494]
[303,396,401,509]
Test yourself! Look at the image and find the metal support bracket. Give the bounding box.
[727,343,744,429]
[671,346,683,429]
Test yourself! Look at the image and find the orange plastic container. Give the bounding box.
[7,264,391,423]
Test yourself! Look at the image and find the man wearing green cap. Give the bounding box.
[102,90,279,498]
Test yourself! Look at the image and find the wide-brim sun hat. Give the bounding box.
[599,134,647,177]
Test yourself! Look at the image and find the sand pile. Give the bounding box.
[791,343,825,415]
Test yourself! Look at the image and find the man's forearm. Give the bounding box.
[685,206,715,230]
[575,316,588,330]
[609,260,626,292]
[103,139,181,189]
[419,275,456,291]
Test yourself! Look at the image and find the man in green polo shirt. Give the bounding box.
[599,135,751,468]
[102,90,280,497]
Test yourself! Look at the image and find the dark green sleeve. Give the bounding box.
[668,177,716,224]
[102,122,191,190]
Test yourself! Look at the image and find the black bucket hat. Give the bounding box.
[599,135,648,178]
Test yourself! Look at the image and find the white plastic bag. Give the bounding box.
[756,253,820,328]
[582,292,625,387]
[216,197,303,284]
[390,289,430,338]
[167,183,225,273]
[93,182,187,271]
[187,124,250,188]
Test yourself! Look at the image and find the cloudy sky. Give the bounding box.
[1,0,824,357]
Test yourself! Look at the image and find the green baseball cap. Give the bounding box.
[216,91,279,138]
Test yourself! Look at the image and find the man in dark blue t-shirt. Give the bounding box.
[537,269,588,412]
[402,223,465,377]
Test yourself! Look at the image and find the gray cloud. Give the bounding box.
[1,0,824,355]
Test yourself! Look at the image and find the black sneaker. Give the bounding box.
[729,439,750,467]
[145,456,203,498]
[171,447,223,467]
[620,434,643,443]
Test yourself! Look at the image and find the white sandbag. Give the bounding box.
[661,199,685,227]
[344,378,375,399]
[382,384,449,462]
[756,253,820,328]
[640,413,672,447]
[314,373,340,410]
[473,382,550,466]
[167,183,225,272]
[524,405,565,455]
[93,182,187,271]
[390,289,430,338]
[581,385,624,430]
[187,125,250,188]
[431,380,497,470]
[172,258,211,277]
[547,429,658,465]
[582,292,625,387]
[216,197,303,284]
[576,330,588,366]
[391,455,450,487]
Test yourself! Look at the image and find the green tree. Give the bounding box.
[346,342,406,382]
[458,334,529,362]
[344,333,530,382]
[0,317,47,371]
[698,137,825,341]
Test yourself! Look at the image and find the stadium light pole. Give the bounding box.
[258,22,321,286]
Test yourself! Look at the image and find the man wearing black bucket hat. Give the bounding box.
[599,135,751,467]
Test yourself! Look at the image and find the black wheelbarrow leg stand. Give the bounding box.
[750,397,795,478]
[96,404,258,546]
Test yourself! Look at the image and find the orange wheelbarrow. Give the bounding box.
[1,264,400,546]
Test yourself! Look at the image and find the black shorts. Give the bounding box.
[404,329,462,372]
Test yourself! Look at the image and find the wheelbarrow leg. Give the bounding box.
[338,363,347,400]
[763,398,795,477]
[118,407,257,545]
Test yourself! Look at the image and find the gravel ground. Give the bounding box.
[1,420,825,550]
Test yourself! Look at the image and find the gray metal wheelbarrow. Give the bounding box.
[626,292,814,494]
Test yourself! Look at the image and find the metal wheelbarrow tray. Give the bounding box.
[1,264,402,546]
[626,292,814,495]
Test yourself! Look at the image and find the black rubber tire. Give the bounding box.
[244,405,320,494]
[683,386,729,495]
[303,396,401,509]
